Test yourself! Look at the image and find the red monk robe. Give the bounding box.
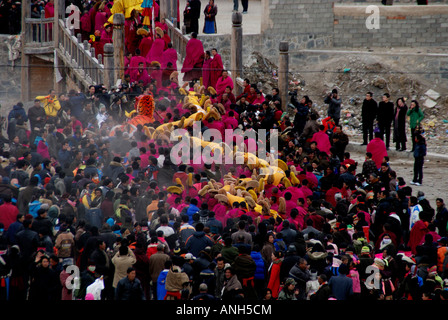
[366,136,388,169]
[124,15,141,55]
[215,72,234,96]
[146,38,165,65]
[161,46,178,71]
[408,219,429,255]
[130,66,151,86]
[209,52,223,89]
[311,130,331,156]
[202,55,212,89]
[139,35,153,58]
[127,55,148,78]
[181,36,204,82]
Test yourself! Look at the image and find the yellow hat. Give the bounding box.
[290,171,300,186]
[167,186,183,195]
[207,86,217,95]
[248,189,258,202]
[282,176,292,188]
[275,159,288,172]
[151,61,161,68]
[137,28,149,36]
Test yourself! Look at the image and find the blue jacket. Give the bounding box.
[328,273,353,300]
[58,149,73,168]
[185,231,214,257]
[414,142,427,158]
[157,269,169,300]
[8,104,28,122]
[250,251,265,280]
[186,204,199,224]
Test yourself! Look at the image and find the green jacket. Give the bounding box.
[407,107,424,129]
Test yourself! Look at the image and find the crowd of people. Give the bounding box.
[0,0,446,304]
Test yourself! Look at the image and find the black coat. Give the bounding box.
[115,276,146,300]
[361,98,378,122]
[310,282,331,301]
[377,101,395,125]
[393,105,408,142]
[29,265,59,301]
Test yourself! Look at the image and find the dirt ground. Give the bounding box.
[348,144,448,206]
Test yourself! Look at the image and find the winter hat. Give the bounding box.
[185,253,196,260]
[428,265,437,275]
[361,246,371,254]
[374,258,385,270]
[284,278,296,286]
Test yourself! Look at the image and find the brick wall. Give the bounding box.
[333,5,448,47]
[262,0,334,36]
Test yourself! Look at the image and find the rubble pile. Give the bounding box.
[243,52,448,154]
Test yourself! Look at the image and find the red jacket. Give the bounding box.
[0,202,19,230]
[268,259,282,298]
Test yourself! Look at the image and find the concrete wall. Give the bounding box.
[333,5,448,48]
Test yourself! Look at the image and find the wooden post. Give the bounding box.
[278,41,289,111]
[20,0,31,102]
[103,43,115,89]
[113,13,125,84]
[231,12,243,96]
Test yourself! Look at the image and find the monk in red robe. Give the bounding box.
[146,27,165,65]
[202,51,212,89]
[138,29,153,58]
[124,10,141,55]
[214,70,234,96]
[209,48,223,89]
[130,62,151,86]
[161,43,178,71]
[181,32,204,82]
[366,131,388,169]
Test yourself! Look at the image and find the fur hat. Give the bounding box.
[244,196,256,208]
[278,197,286,214]
[258,199,270,215]
[170,71,179,83]
[151,61,161,68]
[198,185,210,197]
[215,103,226,115]
[215,194,229,204]
[137,28,149,36]
[155,26,164,38]
[245,179,259,190]
[204,108,221,121]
